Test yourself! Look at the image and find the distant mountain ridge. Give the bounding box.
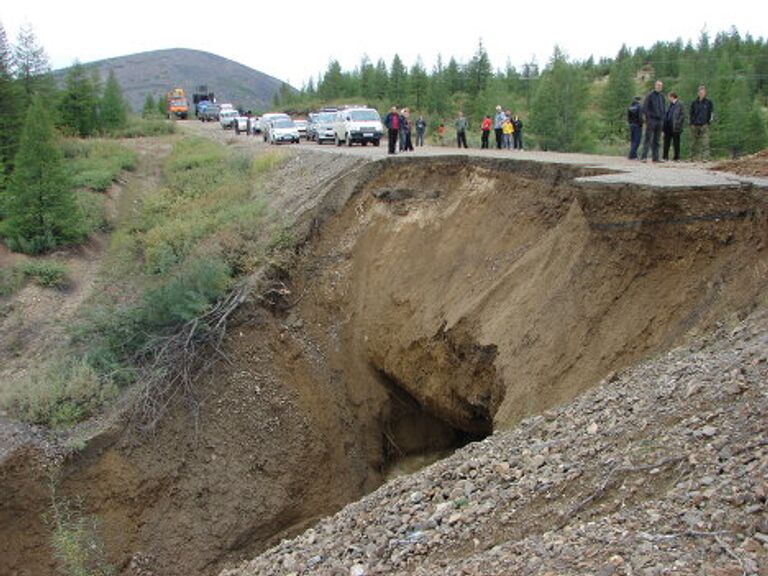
[54,48,288,113]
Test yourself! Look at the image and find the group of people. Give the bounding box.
[456,106,524,150]
[384,107,428,154]
[383,106,524,154]
[629,82,715,162]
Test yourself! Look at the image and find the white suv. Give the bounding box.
[333,107,383,147]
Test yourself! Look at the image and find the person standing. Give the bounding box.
[437,123,446,146]
[494,105,505,149]
[384,106,400,155]
[690,85,714,162]
[663,92,685,161]
[415,115,427,147]
[502,114,514,149]
[480,115,492,149]
[401,108,414,152]
[641,80,666,162]
[627,96,643,159]
[512,115,524,150]
[455,111,468,148]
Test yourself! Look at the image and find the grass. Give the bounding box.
[63,139,138,192]
[0,259,69,297]
[2,135,293,428]
[111,116,177,138]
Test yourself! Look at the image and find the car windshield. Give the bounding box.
[273,120,295,128]
[349,110,380,121]
[222,110,237,117]
[318,113,335,122]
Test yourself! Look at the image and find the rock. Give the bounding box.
[349,563,368,576]
[587,422,599,435]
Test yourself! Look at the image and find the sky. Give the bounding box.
[2,0,767,87]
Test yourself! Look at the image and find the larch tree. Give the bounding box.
[2,96,83,253]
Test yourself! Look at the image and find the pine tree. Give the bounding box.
[371,59,389,101]
[142,94,157,118]
[409,58,428,110]
[531,47,590,151]
[0,21,22,177]
[2,96,82,253]
[601,52,635,138]
[389,54,408,105]
[13,24,54,106]
[465,39,493,97]
[100,69,128,132]
[59,61,99,137]
[318,59,343,100]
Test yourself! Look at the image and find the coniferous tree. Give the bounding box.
[389,54,408,105]
[531,47,590,151]
[371,59,389,101]
[602,49,636,138]
[0,22,22,177]
[100,69,128,132]
[2,96,82,253]
[465,39,493,97]
[59,62,99,137]
[409,58,428,110]
[142,94,157,118]
[13,23,54,107]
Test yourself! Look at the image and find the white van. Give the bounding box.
[333,107,383,147]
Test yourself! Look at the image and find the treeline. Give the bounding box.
[278,29,768,156]
[0,22,139,254]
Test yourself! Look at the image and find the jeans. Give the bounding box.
[481,130,489,148]
[513,131,523,150]
[495,128,503,149]
[457,130,468,148]
[628,124,642,159]
[416,129,425,146]
[641,120,662,161]
[503,134,512,149]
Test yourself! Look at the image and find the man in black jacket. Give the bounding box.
[641,80,666,162]
[690,85,714,161]
[627,96,643,159]
[663,92,685,161]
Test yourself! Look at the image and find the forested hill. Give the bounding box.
[53,48,287,112]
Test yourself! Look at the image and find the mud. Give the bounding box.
[1,154,766,576]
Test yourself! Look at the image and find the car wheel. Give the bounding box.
[374,139,380,147]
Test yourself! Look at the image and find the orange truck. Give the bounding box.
[166,87,189,119]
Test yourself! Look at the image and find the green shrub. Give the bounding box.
[76,190,108,235]
[1,357,117,428]
[49,497,115,576]
[65,140,137,193]
[17,259,70,288]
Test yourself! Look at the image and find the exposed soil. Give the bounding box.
[1,136,767,576]
[715,149,768,178]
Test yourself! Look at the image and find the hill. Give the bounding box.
[54,48,287,113]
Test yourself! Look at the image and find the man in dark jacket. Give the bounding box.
[641,80,666,162]
[663,92,685,161]
[627,96,643,159]
[690,85,714,161]
[384,106,400,155]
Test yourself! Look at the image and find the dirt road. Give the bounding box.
[184,120,768,190]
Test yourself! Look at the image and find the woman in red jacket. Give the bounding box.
[480,115,492,149]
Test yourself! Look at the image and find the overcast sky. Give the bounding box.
[3,1,767,87]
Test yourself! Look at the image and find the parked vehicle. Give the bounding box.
[260,113,291,141]
[269,119,300,144]
[199,103,220,122]
[166,87,189,119]
[293,119,308,139]
[233,115,250,134]
[333,107,382,146]
[219,109,239,129]
[192,86,215,118]
[313,112,337,145]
